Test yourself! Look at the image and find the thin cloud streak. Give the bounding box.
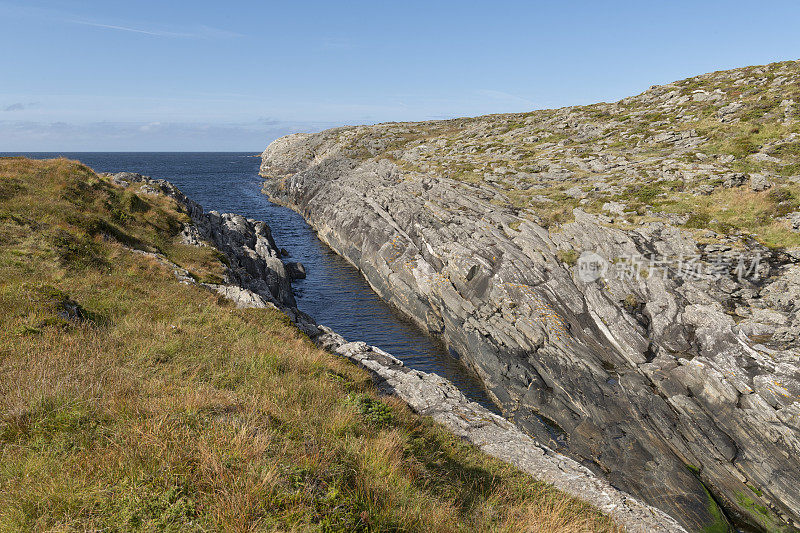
[68,20,243,39]
[0,1,244,39]
[321,37,354,50]
[4,102,39,112]
[68,20,186,37]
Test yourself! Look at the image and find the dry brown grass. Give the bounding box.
[0,157,622,532]
[646,185,800,248]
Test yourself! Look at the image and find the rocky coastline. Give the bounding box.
[105,171,686,532]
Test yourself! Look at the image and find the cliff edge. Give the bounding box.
[261,60,800,531]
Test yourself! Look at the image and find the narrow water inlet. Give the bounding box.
[18,152,498,411]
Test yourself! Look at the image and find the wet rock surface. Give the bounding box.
[258,72,800,532]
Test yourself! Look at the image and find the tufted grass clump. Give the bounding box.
[557,249,579,266]
[346,393,395,428]
[0,157,620,532]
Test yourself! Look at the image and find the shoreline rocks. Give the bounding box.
[106,172,299,310]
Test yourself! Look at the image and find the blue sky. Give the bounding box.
[1,1,798,151]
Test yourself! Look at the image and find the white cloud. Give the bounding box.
[138,122,162,132]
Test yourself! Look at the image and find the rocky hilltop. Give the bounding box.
[261,60,800,532]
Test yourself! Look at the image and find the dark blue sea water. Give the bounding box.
[3,152,494,409]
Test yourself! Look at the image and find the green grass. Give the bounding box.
[0,157,620,532]
[684,465,732,533]
[628,181,800,248]
[557,249,579,266]
[734,491,789,532]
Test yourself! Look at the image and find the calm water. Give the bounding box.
[5,152,495,409]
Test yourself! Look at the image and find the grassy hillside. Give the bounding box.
[319,59,800,249]
[0,157,619,532]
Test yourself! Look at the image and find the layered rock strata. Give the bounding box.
[259,121,800,532]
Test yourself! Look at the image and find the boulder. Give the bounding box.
[749,173,773,191]
[285,261,306,280]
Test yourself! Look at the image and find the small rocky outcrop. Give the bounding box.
[108,172,298,309]
[285,261,306,279]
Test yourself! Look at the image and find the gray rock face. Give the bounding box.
[201,210,296,307]
[260,134,800,532]
[722,172,748,188]
[789,212,800,232]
